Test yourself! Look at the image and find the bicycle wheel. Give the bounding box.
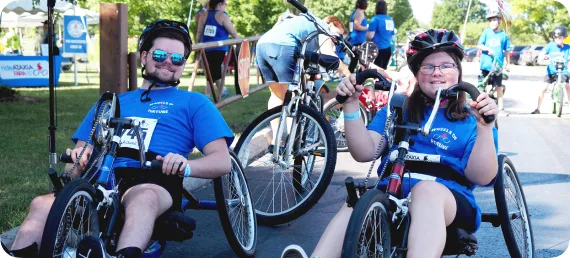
[558,84,564,117]
[214,150,257,257]
[342,189,391,258]
[234,105,336,225]
[494,155,535,258]
[322,98,368,152]
[40,179,100,258]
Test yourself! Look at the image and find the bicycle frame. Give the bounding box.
[550,57,566,102]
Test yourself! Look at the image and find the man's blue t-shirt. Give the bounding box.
[72,87,234,159]
[544,42,570,75]
[367,105,499,232]
[367,14,395,49]
[478,28,511,71]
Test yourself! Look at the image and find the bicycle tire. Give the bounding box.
[214,150,257,257]
[233,105,336,225]
[322,98,369,152]
[494,155,535,258]
[40,179,100,258]
[558,84,564,117]
[342,189,391,258]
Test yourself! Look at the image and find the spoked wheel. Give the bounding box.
[494,154,535,258]
[342,189,391,258]
[234,105,336,225]
[214,150,257,257]
[40,179,100,258]
[322,98,368,152]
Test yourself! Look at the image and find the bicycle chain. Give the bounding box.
[63,102,110,179]
[363,111,394,185]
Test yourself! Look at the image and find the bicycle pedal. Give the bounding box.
[310,150,325,157]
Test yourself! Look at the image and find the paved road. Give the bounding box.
[159,62,570,258]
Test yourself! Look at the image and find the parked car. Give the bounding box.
[509,45,528,65]
[464,48,479,62]
[520,45,545,66]
[537,47,552,66]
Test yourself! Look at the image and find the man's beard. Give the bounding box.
[146,69,179,85]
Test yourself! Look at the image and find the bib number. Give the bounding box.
[119,117,157,151]
[385,20,394,31]
[204,25,217,37]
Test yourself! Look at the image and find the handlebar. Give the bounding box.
[335,69,393,103]
[286,0,307,13]
[60,153,187,176]
[441,81,496,124]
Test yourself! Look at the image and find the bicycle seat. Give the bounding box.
[303,51,340,71]
[442,227,478,256]
[152,210,196,242]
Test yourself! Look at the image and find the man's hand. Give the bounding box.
[156,153,188,177]
[487,49,495,56]
[66,146,92,171]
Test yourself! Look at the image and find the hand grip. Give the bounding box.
[286,0,308,13]
[454,81,495,124]
[336,69,390,103]
[60,153,73,163]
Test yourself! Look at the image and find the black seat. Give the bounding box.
[303,51,340,71]
[442,227,478,256]
[152,210,196,242]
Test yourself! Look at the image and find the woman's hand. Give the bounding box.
[470,92,498,127]
[336,74,364,104]
[156,153,188,177]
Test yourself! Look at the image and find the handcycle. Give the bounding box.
[547,55,569,117]
[40,92,257,257]
[233,0,355,225]
[338,70,534,257]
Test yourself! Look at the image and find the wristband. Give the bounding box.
[184,164,192,177]
[343,110,361,121]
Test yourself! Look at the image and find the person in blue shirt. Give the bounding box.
[4,19,234,258]
[280,29,499,258]
[531,26,570,114]
[347,0,369,72]
[366,0,395,69]
[477,9,511,111]
[196,0,240,100]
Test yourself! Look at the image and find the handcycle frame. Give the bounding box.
[42,92,256,257]
[340,70,533,257]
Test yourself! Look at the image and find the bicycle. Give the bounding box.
[40,92,257,257]
[339,70,534,257]
[477,55,505,129]
[548,55,569,117]
[233,0,356,226]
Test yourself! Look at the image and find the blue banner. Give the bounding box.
[0,56,62,87]
[63,15,88,55]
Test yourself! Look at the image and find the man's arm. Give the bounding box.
[186,138,231,179]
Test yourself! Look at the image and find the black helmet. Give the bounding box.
[138,19,192,59]
[486,9,501,20]
[406,29,464,72]
[552,26,568,37]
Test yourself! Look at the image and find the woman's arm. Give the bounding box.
[464,126,498,185]
[353,10,367,31]
[221,14,240,39]
[196,14,206,43]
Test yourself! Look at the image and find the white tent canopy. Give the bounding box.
[1,10,99,28]
[1,0,99,27]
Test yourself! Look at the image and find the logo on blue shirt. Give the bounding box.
[148,101,173,114]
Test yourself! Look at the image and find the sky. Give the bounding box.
[409,0,437,26]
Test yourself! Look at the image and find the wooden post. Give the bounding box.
[99,3,128,94]
[128,52,139,91]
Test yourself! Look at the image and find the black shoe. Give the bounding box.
[77,235,111,258]
[531,109,540,114]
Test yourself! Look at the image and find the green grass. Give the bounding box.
[0,65,271,233]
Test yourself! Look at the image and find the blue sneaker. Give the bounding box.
[221,88,231,98]
[77,235,113,258]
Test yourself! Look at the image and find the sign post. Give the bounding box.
[237,40,251,97]
[63,15,88,86]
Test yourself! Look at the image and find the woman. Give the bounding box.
[348,0,368,72]
[281,29,499,258]
[196,0,240,99]
[256,15,351,111]
[367,0,395,69]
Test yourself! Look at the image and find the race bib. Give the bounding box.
[204,25,217,37]
[349,22,354,32]
[119,117,157,151]
[385,20,394,31]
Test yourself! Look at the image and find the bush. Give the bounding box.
[0,86,17,101]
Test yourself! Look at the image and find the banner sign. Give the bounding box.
[0,56,62,87]
[63,15,88,55]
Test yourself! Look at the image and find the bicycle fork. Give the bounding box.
[272,97,301,169]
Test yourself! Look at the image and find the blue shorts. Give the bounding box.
[256,43,297,84]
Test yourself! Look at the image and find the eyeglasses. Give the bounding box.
[152,49,186,66]
[419,63,457,75]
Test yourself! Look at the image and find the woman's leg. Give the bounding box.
[311,203,353,258]
[407,181,457,258]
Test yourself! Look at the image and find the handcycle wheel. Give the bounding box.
[214,150,257,257]
[233,105,336,225]
[322,98,369,152]
[342,188,391,258]
[494,154,535,258]
[40,179,100,258]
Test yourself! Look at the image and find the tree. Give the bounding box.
[431,0,487,33]
[510,0,570,43]
[226,0,286,37]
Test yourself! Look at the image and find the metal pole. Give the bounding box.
[47,0,57,168]
[460,0,473,44]
[187,0,195,28]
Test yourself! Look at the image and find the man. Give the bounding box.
[41,20,60,55]
[3,19,234,258]
[531,26,570,114]
[477,9,511,111]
